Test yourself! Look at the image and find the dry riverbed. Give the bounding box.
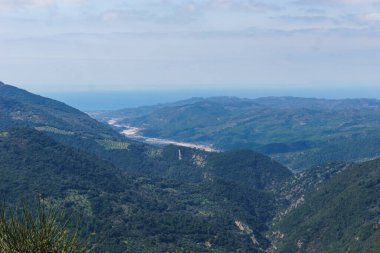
[107,119,217,152]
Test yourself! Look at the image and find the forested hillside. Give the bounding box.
[272,159,380,253]
[102,144,291,190]
[0,81,151,170]
[1,83,379,252]
[0,82,117,137]
[93,96,380,170]
[0,128,286,252]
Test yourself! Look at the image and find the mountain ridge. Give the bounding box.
[0,128,282,252]
[0,82,379,252]
[93,96,380,170]
[0,81,119,138]
[272,157,380,252]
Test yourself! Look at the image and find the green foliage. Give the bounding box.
[0,82,142,172]
[272,162,351,215]
[0,201,88,253]
[273,159,380,253]
[96,139,129,150]
[35,126,75,136]
[0,129,282,252]
[1,84,379,252]
[0,82,119,139]
[273,133,380,170]
[101,144,291,191]
[94,96,380,170]
[207,149,292,189]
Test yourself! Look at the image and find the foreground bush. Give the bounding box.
[0,202,88,253]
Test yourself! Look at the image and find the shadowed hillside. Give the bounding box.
[0,128,289,252]
[271,158,380,253]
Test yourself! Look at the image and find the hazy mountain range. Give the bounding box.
[93,96,380,170]
[0,81,379,252]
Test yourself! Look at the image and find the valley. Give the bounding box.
[92,96,380,171]
[2,1,378,252]
[0,81,379,252]
[106,118,217,152]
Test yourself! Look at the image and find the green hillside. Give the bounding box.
[272,158,380,253]
[0,128,284,252]
[0,82,292,192]
[1,83,379,252]
[0,82,117,138]
[0,81,130,160]
[105,144,291,190]
[94,96,380,170]
[0,82,149,170]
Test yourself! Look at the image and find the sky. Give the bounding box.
[0,0,379,92]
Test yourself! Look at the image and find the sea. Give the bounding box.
[40,87,380,112]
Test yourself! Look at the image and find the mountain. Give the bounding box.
[0,82,117,138]
[105,144,292,190]
[0,83,292,190]
[1,83,379,252]
[0,81,148,169]
[271,158,380,252]
[0,128,282,252]
[92,96,380,170]
[0,83,296,252]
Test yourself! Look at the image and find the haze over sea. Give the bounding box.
[42,86,380,111]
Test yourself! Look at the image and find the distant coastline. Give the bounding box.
[41,87,380,111]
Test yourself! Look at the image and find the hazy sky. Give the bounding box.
[0,0,379,92]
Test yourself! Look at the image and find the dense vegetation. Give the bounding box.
[0,82,120,143]
[0,129,284,252]
[100,144,291,190]
[0,202,87,253]
[0,82,379,252]
[0,81,148,169]
[4,81,287,192]
[272,159,380,252]
[93,96,380,170]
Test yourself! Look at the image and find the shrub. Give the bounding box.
[0,201,89,253]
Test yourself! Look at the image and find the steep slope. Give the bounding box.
[0,82,144,169]
[1,83,378,253]
[271,159,380,253]
[101,144,292,190]
[0,129,281,252]
[0,81,117,137]
[93,96,380,170]
[0,82,292,191]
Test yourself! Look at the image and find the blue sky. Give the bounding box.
[0,0,379,92]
